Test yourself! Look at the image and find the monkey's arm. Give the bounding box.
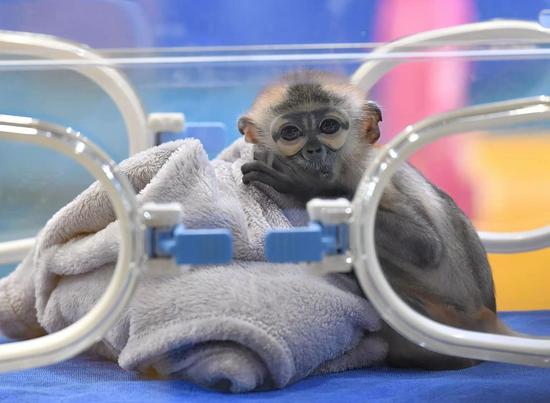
[375,205,444,269]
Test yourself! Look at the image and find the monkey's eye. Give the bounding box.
[319,118,341,134]
[279,125,303,141]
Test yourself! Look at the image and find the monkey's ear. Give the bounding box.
[363,101,382,144]
[238,116,259,144]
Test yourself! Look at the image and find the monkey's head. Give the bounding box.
[238,70,382,182]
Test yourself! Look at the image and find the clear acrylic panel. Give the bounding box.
[0,11,549,372]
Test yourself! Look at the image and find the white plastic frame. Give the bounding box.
[351,20,550,93]
[351,19,550,254]
[0,30,150,264]
[0,30,150,154]
[351,96,550,367]
[0,115,144,372]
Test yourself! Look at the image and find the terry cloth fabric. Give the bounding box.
[0,138,386,392]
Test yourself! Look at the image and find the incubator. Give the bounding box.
[0,16,549,378]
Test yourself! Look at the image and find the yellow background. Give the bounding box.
[464,134,550,311]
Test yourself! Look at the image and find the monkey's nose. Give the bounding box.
[302,145,327,161]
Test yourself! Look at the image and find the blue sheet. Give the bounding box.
[1,311,549,402]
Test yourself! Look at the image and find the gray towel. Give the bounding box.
[0,138,386,392]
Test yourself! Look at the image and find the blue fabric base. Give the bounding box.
[1,311,549,402]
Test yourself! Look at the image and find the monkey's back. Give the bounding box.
[375,162,496,316]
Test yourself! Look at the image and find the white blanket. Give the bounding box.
[0,138,386,392]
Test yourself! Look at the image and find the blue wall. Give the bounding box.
[0,0,547,48]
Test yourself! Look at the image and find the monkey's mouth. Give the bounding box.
[289,149,338,181]
[295,157,335,179]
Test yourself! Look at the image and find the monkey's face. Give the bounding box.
[238,71,382,184]
[269,106,351,177]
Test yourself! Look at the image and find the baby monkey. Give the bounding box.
[239,70,509,370]
[239,70,381,201]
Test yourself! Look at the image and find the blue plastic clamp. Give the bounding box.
[265,222,349,263]
[147,224,233,265]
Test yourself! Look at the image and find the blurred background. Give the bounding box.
[0,0,549,310]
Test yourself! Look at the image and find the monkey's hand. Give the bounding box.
[241,150,315,197]
[241,150,348,201]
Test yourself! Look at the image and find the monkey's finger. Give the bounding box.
[241,161,269,176]
[268,156,317,179]
[270,157,291,173]
[241,161,289,182]
[242,165,285,183]
[251,150,294,174]
[242,171,293,193]
[268,157,303,178]
[252,149,272,163]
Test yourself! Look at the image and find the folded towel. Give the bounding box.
[0,138,386,392]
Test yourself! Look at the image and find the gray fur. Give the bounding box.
[377,163,495,313]
[375,164,497,369]
[240,71,381,202]
[240,70,499,370]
